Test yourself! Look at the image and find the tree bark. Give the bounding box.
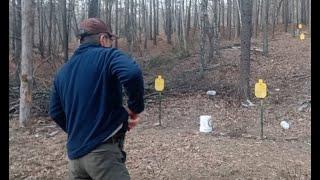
[227,0,232,40]
[48,0,53,57]
[62,0,68,62]
[20,0,35,127]
[15,0,22,82]
[221,0,224,38]
[283,0,288,32]
[272,0,283,38]
[143,0,148,48]
[10,0,16,57]
[115,0,119,48]
[300,0,306,24]
[153,0,157,45]
[186,0,191,37]
[193,0,198,29]
[308,0,311,35]
[239,0,253,101]
[255,0,260,38]
[88,0,100,18]
[200,0,208,78]
[149,0,153,40]
[181,0,188,55]
[263,0,269,55]
[165,0,172,44]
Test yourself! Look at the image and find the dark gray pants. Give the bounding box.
[68,142,130,180]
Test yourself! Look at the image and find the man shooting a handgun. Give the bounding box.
[49,18,144,180]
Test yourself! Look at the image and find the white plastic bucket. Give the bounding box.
[199,115,213,133]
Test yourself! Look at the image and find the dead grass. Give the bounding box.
[9,32,310,179]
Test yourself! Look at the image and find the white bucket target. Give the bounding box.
[199,115,213,133]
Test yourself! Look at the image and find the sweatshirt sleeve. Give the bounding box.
[109,50,145,114]
[49,78,67,132]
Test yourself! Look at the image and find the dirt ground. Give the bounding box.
[9,31,311,179]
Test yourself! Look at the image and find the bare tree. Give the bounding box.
[115,0,119,48]
[48,0,53,57]
[181,0,188,55]
[88,0,100,18]
[263,0,269,55]
[20,0,35,127]
[165,0,172,44]
[62,0,68,62]
[143,0,148,48]
[283,0,288,32]
[308,0,311,34]
[221,0,225,37]
[239,0,253,102]
[15,0,22,82]
[227,0,232,40]
[193,0,198,29]
[300,0,306,24]
[200,0,208,78]
[149,0,153,40]
[272,0,283,38]
[153,0,157,45]
[254,0,260,38]
[10,0,16,57]
[186,0,191,37]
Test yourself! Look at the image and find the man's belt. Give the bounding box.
[103,132,125,144]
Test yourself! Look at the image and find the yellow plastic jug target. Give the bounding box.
[300,33,305,40]
[255,79,267,99]
[155,75,164,92]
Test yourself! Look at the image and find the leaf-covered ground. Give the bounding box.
[9,32,310,179]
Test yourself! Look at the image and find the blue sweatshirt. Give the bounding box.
[49,43,144,159]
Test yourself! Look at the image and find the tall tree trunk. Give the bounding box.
[138,0,142,44]
[272,0,283,38]
[206,15,214,62]
[156,0,159,35]
[130,0,134,54]
[239,0,253,101]
[15,0,22,82]
[149,0,153,40]
[165,0,172,44]
[88,0,99,18]
[283,0,288,32]
[255,0,260,38]
[115,0,119,48]
[153,0,157,45]
[227,0,232,40]
[143,0,148,48]
[233,0,237,39]
[291,0,295,36]
[181,0,188,55]
[263,0,269,55]
[200,0,208,78]
[308,0,311,35]
[221,0,224,38]
[62,0,68,62]
[193,0,198,29]
[235,0,241,38]
[214,0,221,57]
[48,0,53,57]
[300,0,306,24]
[10,0,16,57]
[186,0,191,37]
[296,0,299,26]
[38,0,45,58]
[105,0,113,33]
[20,0,35,127]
